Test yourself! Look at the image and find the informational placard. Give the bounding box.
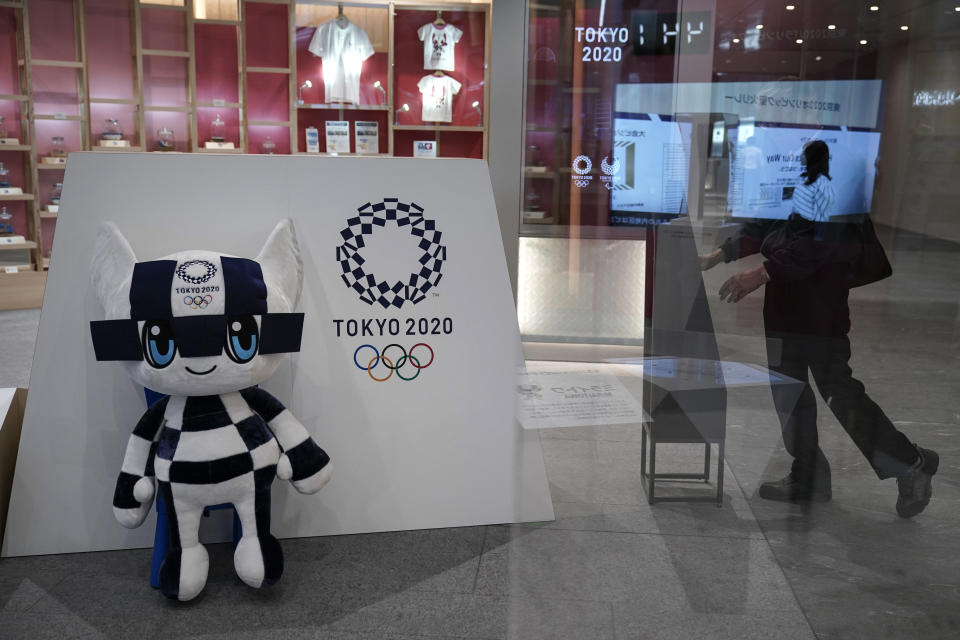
[305,126,320,153]
[610,114,692,215]
[517,361,649,429]
[1,153,554,557]
[414,140,437,158]
[325,120,350,154]
[354,120,379,155]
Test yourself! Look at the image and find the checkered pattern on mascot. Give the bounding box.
[89,219,331,602]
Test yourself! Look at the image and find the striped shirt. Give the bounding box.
[791,174,835,221]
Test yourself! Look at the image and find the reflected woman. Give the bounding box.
[700,140,938,518]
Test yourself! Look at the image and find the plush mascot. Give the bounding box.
[88,219,331,601]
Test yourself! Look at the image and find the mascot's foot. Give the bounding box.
[234,534,284,588]
[159,545,209,602]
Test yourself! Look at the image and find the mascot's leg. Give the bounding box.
[232,466,283,588]
[157,481,210,602]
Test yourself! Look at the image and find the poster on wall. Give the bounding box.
[325,120,350,154]
[354,120,379,155]
[1,154,554,557]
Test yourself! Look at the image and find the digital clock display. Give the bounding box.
[632,10,712,56]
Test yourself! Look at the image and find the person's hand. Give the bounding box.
[719,265,769,303]
[698,249,724,271]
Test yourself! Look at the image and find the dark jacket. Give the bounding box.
[721,214,862,337]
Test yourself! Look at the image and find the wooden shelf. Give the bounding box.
[196,101,241,109]
[0,241,38,250]
[245,66,290,74]
[248,120,290,127]
[0,194,33,201]
[39,210,58,219]
[297,103,390,111]
[393,125,484,132]
[34,114,84,121]
[91,146,144,152]
[143,105,192,112]
[89,97,139,105]
[0,93,28,101]
[38,163,67,170]
[142,49,190,58]
[195,147,243,154]
[195,18,239,25]
[139,2,187,12]
[0,145,32,152]
[31,59,84,68]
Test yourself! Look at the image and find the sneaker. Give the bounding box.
[896,447,939,519]
[759,473,832,502]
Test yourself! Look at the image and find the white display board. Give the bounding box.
[2,153,554,557]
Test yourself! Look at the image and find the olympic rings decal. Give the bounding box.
[183,294,213,310]
[353,343,435,382]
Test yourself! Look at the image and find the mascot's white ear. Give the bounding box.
[257,218,303,312]
[90,221,137,318]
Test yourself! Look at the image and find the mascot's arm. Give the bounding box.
[239,387,332,494]
[113,396,168,528]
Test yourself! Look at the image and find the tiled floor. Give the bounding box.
[1,232,957,639]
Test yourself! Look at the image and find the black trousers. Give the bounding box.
[766,331,919,481]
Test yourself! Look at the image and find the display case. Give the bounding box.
[0,0,492,308]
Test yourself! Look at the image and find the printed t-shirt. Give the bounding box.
[417,23,463,72]
[418,74,462,123]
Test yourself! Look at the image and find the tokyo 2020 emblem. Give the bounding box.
[336,198,446,309]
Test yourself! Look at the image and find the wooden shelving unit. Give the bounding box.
[0,0,491,308]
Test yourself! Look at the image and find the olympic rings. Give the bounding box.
[353,343,435,382]
[182,294,213,310]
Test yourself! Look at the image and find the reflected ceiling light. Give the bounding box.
[732,37,741,43]
[900,25,909,30]
[796,38,803,43]
[860,39,868,44]
[828,24,837,29]
[756,23,764,29]
[815,55,822,60]
[869,5,879,11]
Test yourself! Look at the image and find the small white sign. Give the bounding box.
[325,120,350,154]
[204,141,236,150]
[212,98,226,107]
[517,361,650,429]
[98,139,130,148]
[414,140,437,158]
[4,266,19,274]
[354,120,379,155]
[0,187,23,195]
[305,126,320,153]
[0,138,21,146]
[46,204,60,214]
[43,156,67,165]
[0,236,26,245]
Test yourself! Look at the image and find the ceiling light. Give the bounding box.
[860,39,868,44]
[828,24,836,29]
[869,5,879,11]
[786,4,795,9]
[796,38,804,43]
[900,25,909,30]
[756,24,764,29]
[732,37,741,43]
[815,55,822,60]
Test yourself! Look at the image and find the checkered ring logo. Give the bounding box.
[336,198,446,309]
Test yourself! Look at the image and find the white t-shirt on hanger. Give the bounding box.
[417,23,463,72]
[418,74,462,123]
[308,18,375,104]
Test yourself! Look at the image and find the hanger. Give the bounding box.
[433,70,445,77]
[434,10,445,26]
[336,2,348,26]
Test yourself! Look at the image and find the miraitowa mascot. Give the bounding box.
[88,219,331,602]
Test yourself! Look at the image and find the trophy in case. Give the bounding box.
[0,162,21,195]
[43,136,67,165]
[47,182,63,215]
[522,184,549,221]
[0,205,13,237]
[156,127,175,152]
[261,137,276,155]
[0,115,18,145]
[205,113,235,150]
[99,118,129,148]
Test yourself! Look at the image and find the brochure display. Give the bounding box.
[1,152,553,557]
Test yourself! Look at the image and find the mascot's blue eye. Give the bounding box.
[225,315,259,364]
[142,321,176,369]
